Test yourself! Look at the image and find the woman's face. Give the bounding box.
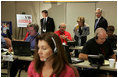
[38,40,53,61]
[77,21,83,27]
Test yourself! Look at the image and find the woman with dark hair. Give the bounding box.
[107,25,117,50]
[28,32,79,77]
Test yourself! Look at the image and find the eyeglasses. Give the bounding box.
[28,30,34,32]
[60,26,66,28]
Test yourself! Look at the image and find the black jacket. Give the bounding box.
[94,16,108,31]
[40,17,55,33]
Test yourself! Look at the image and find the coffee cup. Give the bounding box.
[109,59,115,68]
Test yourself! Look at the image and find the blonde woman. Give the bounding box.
[73,16,89,46]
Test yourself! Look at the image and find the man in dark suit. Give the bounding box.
[94,8,108,31]
[40,10,55,33]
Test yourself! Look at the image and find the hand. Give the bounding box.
[60,35,67,39]
[8,47,13,52]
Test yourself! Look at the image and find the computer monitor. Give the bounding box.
[12,41,32,56]
[67,41,76,47]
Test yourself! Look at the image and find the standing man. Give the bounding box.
[94,8,108,31]
[54,23,72,45]
[40,10,55,33]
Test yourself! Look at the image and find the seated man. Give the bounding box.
[25,23,40,49]
[10,23,40,77]
[55,23,72,45]
[79,28,116,60]
[78,28,116,77]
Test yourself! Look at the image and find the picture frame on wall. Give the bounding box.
[1,21,12,37]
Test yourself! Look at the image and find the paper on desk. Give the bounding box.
[2,48,8,51]
[2,55,14,61]
[104,60,109,65]
[71,57,82,61]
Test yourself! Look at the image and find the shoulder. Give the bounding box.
[86,38,95,45]
[74,24,78,27]
[28,61,35,74]
[29,61,35,69]
[59,64,76,77]
[25,35,31,40]
[84,23,89,27]
[40,18,43,20]
[83,26,89,30]
[65,31,71,34]
[54,30,59,33]
[100,16,107,21]
[28,61,40,77]
[48,17,53,20]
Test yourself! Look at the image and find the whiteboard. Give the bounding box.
[16,14,32,27]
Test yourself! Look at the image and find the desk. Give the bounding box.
[72,60,117,71]
[13,55,33,61]
[69,46,83,50]
[2,52,33,61]
[69,46,117,54]
[1,52,33,77]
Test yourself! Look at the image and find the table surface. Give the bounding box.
[72,60,117,71]
[69,46,83,50]
[13,55,33,61]
[69,46,117,54]
[2,49,117,72]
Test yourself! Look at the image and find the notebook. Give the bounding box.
[12,41,32,56]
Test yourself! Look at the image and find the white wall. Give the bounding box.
[1,1,41,39]
[96,1,117,34]
[45,1,117,40]
[39,2,66,31]
[1,1,117,40]
[66,2,95,40]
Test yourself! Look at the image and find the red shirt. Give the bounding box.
[54,30,72,44]
[28,61,76,77]
[24,32,29,40]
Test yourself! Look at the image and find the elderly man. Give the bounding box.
[79,28,116,60]
[78,28,116,77]
[54,23,72,45]
[25,23,40,49]
[94,8,108,31]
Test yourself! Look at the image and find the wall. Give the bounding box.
[1,1,16,38]
[39,2,66,31]
[1,1,117,40]
[66,2,95,40]
[1,1,40,39]
[96,1,117,34]
[39,1,117,40]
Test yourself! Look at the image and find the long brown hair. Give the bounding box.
[34,32,69,76]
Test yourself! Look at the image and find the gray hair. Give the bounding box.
[96,8,102,13]
[95,27,106,37]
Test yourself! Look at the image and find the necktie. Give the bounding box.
[43,18,46,32]
[43,18,46,24]
[94,19,99,30]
